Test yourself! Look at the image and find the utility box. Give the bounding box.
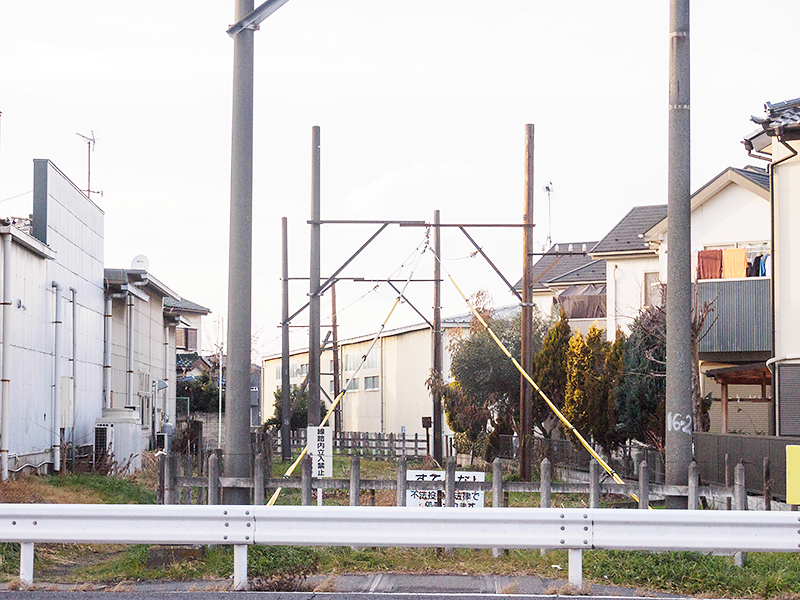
[95,408,142,474]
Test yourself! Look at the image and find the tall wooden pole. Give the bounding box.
[432,210,443,463]
[520,124,535,481]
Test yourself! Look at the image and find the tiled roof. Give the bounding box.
[514,242,598,292]
[591,205,666,255]
[731,166,769,190]
[443,304,520,324]
[546,259,606,286]
[177,352,201,369]
[752,98,800,131]
[164,297,211,314]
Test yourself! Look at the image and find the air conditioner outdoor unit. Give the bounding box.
[95,408,142,474]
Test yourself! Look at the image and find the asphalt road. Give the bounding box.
[0,573,686,598]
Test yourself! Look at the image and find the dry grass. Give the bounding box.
[500,581,520,594]
[104,580,135,592]
[545,581,594,596]
[0,476,104,504]
[313,576,337,592]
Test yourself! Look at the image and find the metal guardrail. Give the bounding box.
[1,504,798,589]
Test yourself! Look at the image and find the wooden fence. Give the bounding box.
[158,448,777,512]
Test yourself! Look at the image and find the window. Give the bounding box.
[364,351,380,370]
[275,365,281,380]
[345,378,359,392]
[344,352,359,372]
[364,375,380,391]
[643,272,662,307]
[176,327,198,351]
[300,363,308,376]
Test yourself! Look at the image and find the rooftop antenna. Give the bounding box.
[543,182,554,249]
[76,131,102,200]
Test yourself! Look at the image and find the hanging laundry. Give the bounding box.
[749,255,762,277]
[763,254,771,277]
[697,249,722,279]
[722,248,747,278]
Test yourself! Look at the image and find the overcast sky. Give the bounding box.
[1,1,798,359]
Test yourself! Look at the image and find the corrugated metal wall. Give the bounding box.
[697,278,770,353]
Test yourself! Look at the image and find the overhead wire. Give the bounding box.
[267,231,430,506]
[428,246,645,507]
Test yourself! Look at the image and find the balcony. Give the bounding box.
[697,277,771,359]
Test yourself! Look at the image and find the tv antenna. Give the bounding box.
[542,182,554,249]
[76,131,103,200]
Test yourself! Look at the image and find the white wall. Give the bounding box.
[773,141,800,358]
[690,183,770,252]
[1,160,105,468]
[605,255,660,340]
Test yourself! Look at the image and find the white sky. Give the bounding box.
[1,1,798,359]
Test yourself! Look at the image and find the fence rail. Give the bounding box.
[3,503,798,589]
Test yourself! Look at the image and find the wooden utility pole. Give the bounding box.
[520,124,535,481]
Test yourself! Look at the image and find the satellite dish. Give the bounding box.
[131,254,150,271]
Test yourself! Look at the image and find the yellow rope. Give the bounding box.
[267,296,403,506]
[446,273,646,507]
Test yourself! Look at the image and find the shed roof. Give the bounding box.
[164,297,211,315]
[546,259,606,286]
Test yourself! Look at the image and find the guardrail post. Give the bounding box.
[349,455,360,506]
[589,460,599,508]
[302,454,313,506]
[396,456,407,506]
[208,451,220,505]
[540,458,551,508]
[568,548,582,587]
[445,457,456,507]
[688,461,698,510]
[763,457,771,511]
[254,453,265,505]
[233,544,248,590]
[638,460,649,509]
[20,542,34,585]
[734,459,747,567]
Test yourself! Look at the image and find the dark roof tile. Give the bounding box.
[591,205,666,255]
[514,241,598,292]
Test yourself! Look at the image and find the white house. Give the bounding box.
[743,97,800,437]
[261,311,497,440]
[0,159,211,476]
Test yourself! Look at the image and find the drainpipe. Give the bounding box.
[52,282,63,472]
[127,293,135,411]
[1,233,12,480]
[70,288,77,446]
[103,296,113,409]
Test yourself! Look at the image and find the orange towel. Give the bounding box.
[722,248,747,278]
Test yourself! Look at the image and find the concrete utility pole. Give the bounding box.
[665,0,692,508]
[308,126,321,428]
[224,0,256,504]
[432,210,443,464]
[281,217,291,461]
[520,124,535,482]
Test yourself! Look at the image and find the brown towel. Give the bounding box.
[722,248,747,278]
[697,249,722,279]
